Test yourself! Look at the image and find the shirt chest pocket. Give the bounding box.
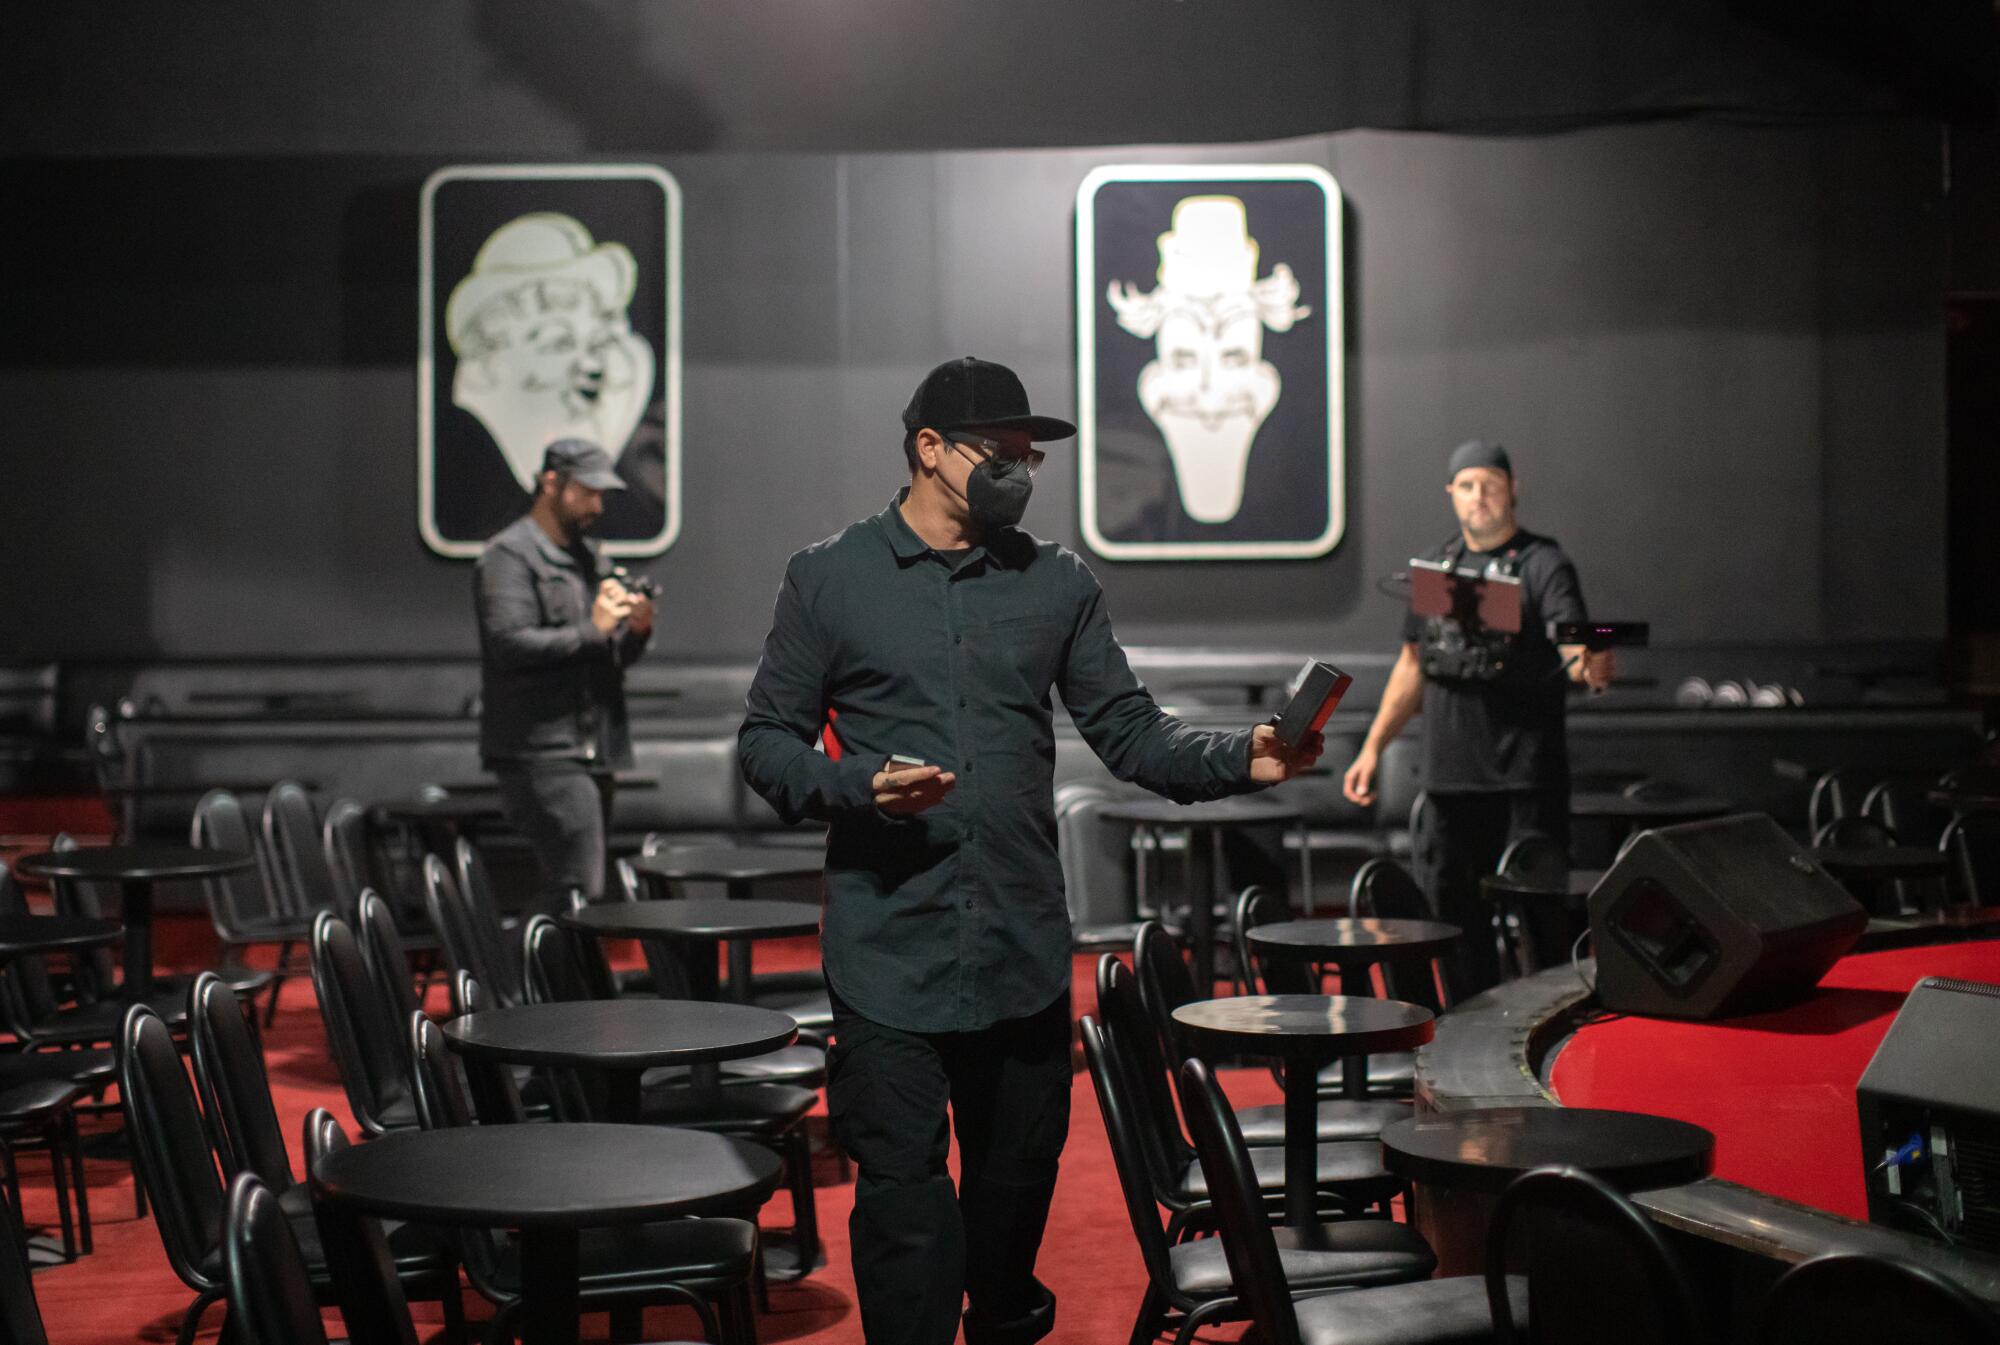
[976,614,1064,690]
[535,573,585,627]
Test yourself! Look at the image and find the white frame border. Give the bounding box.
[418,163,684,560]
[1075,163,1344,561]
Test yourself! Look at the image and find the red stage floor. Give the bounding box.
[1549,941,2000,1221]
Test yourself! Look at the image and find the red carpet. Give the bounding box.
[1549,941,2000,1221]
[16,912,1281,1345]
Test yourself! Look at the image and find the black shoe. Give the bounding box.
[962,1280,1055,1345]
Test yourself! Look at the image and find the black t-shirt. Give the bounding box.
[1400,529,1587,794]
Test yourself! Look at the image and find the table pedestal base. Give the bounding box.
[1408,1181,1496,1278]
[518,1226,582,1345]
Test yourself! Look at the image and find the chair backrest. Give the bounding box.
[521,915,601,1005]
[404,1019,510,1288]
[119,1002,227,1293]
[0,1127,51,1345]
[1095,954,1193,1187]
[1485,1166,1699,1345]
[1132,920,1201,1072]
[1176,1056,1303,1345]
[1058,789,1137,933]
[222,1173,330,1345]
[308,911,413,1136]
[356,890,420,1027]
[1940,814,2000,908]
[1231,886,1314,997]
[320,798,372,927]
[264,781,338,920]
[454,839,525,1007]
[1497,834,1569,889]
[1078,1013,1178,1294]
[423,853,520,1008]
[188,972,294,1192]
[450,969,483,1018]
[1352,859,1449,1010]
[1815,815,1895,849]
[1809,769,1865,837]
[0,860,62,1027]
[297,1111,420,1345]
[45,833,121,1001]
[1863,778,1943,850]
[1756,1251,2000,1345]
[192,789,286,939]
[613,859,689,996]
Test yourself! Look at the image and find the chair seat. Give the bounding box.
[22,993,190,1046]
[0,1076,88,1123]
[642,1044,826,1089]
[493,1217,757,1293]
[1235,1099,1410,1145]
[227,914,314,942]
[277,1185,455,1283]
[633,1083,816,1140]
[751,987,833,1031]
[1293,1274,1526,1345]
[1170,1218,1436,1296]
[1317,1052,1415,1095]
[1178,1140,1399,1202]
[0,1047,116,1086]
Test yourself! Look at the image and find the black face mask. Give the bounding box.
[951,439,1035,530]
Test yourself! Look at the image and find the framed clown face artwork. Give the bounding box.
[1076,164,1344,560]
[419,164,682,558]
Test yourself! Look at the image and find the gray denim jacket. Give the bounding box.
[474,514,651,767]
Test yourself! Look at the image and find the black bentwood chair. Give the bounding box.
[1755,1251,2000,1345]
[1485,1167,1699,1345]
[308,912,420,1137]
[222,1171,358,1345]
[193,789,310,1024]
[1179,1055,1526,1345]
[1080,1014,1435,1345]
[0,1155,55,1345]
[404,1018,760,1345]
[424,850,525,1010]
[1095,956,1401,1237]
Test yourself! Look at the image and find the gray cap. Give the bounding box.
[1447,439,1511,479]
[540,438,625,491]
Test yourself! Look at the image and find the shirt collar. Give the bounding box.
[877,488,997,571]
[524,516,594,570]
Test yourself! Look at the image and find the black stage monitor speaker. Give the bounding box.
[1857,977,2000,1252]
[1588,813,1867,1020]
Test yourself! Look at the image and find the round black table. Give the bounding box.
[1379,1105,1714,1275]
[562,898,820,1005]
[1931,786,2000,815]
[1100,798,1305,995]
[0,915,123,960]
[1569,791,1732,835]
[631,846,825,897]
[1477,870,1605,905]
[1174,994,1434,1226]
[13,846,253,999]
[443,999,796,1121]
[1380,1106,1715,1194]
[312,1123,780,1345]
[1476,872,1605,974]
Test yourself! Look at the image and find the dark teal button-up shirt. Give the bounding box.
[738,491,1259,1033]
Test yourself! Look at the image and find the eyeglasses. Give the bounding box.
[949,432,1046,478]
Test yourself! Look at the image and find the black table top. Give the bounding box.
[1173,994,1435,1055]
[1569,792,1732,821]
[1480,870,1606,901]
[562,899,821,942]
[1379,1106,1715,1194]
[1931,786,2000,813]
[1811,846,1949,880]
[371,796,506,822]
[632,846,826,882]
[0,915,124,957]
[1098,797,1302,826]
[312,1123,781,1227]
[13,845,254,883]
[443,1000,797,1070]
[1248,918,1461,963]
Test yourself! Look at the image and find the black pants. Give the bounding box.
[492,760,615,911]
[826,989,1072,1345]
[1415,789,1569,995]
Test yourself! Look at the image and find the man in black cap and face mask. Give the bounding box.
[1342,439,1613,992]
[739,357,1323,1345]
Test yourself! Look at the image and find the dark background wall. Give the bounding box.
[0,120,1949,663]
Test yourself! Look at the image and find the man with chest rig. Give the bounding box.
[739,357,1322,1345]
[1342,439,1613,993]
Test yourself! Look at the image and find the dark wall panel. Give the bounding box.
[0,120,1946,661]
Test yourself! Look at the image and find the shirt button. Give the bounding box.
[964,900,974,910]
[959,697,967,708]
[954,635,963,645]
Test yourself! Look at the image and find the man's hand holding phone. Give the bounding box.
[873,755,957,816]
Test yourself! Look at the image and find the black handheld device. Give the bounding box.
[1270,660,1354,749]
[1553,621,1648,650]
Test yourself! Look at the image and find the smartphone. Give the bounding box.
[885,753,930,770]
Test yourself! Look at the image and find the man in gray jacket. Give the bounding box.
[475,439,653,908]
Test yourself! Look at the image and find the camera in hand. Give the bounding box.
[1553,621,1648,650]
[1271,660,1353,749]
[609,566,661,600]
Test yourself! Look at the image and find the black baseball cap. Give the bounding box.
[902,357,1076,442]
[540,438,626,490]
[1447,439,1511,479]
